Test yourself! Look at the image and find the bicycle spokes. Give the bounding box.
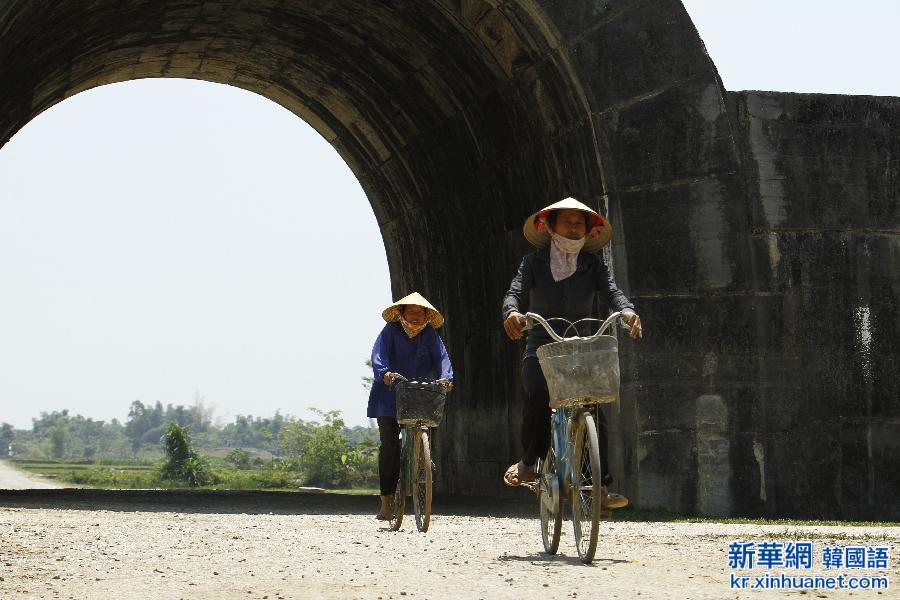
[389,476,405,531]
[570,412,602,563]
[411,429,432,532]
[539,450,562,555]
[575,437,596,520]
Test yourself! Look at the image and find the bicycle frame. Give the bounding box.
[525,408,575,495]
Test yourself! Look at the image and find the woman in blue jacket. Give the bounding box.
[367,292,453,520]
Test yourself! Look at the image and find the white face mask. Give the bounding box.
[549,230,586,254]
[548,230,585,282]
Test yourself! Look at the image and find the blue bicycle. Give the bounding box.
[522,311,626,564]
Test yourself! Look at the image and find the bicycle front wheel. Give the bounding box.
[538,445,563,555]
[389,444,406,531]
[412,429,433,532]
[571,411,602,563]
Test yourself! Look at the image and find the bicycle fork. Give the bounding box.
[523,409,572,497]
[553,408,573,496]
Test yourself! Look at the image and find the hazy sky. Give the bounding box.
[684,0,900,97]
[1,1,896,430]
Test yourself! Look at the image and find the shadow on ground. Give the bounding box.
[0,488,537,517]
[6,489,892,527]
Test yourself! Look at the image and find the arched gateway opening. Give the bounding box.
[2,1,772,512]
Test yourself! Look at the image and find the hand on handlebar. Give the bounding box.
[503,311,526,340]
[436,378,454,393]
[383,372,406,386]
[621,309,643,339]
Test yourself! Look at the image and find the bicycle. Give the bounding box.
[387,375,450,533]
[520,310,627,564]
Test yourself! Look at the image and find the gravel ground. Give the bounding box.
[0,461,65,490]
[1,494,896,600]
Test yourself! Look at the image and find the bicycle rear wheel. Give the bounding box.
[538,445,563,555]
[571,411,602,563]
[412,429,433,532]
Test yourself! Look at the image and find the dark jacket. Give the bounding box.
[502,247,634,358]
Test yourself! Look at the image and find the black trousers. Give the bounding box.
[521,357,613,486]
[377,417,401,496]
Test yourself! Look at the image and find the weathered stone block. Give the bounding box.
[569,0,715,111]
[766,425,843,519]
[695,395,732,516]
[729,433,767,516]
[840,422,900,521]
[596,77,736,190]
[732,91,900,230]
[616,175,748,293]
[637,429,695,512]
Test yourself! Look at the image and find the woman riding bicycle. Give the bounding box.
[501,197,642,512]
[367,292,454,520]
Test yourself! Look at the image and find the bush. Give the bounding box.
[343,438,378,487]
[279,410,379,488]
[213,468,299,490]
[63,467,162,488]
[299,420,350,487]
[160,423,216,486]
[225,448,252,469]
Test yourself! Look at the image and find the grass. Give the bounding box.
[11,458,162,487]
[8,457,375,493]
[612,506,900,528]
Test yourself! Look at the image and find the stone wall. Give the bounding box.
[724,91,900,520]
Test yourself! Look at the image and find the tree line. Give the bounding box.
[1,400,379,488]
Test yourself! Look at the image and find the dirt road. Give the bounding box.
[0,492,896,599]
[0,460,64,489]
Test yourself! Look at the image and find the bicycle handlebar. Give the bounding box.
[522,311,627,343]
[388,374,452,391]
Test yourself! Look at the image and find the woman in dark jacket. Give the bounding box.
[367,292,453,520]
[502,197,642,512]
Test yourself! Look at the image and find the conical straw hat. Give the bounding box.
[522,197,613,253]
[382,292,444,329]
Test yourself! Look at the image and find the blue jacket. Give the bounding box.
[366,322,454,418]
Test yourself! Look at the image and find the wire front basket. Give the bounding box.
[395,381,448,427]
[536,335,620,408]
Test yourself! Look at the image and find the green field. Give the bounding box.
[8,457,376,494]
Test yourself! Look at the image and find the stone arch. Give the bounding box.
[1,1,746,506]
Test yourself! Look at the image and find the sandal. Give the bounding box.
[503,461,536,487]
[600,486,629,510]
